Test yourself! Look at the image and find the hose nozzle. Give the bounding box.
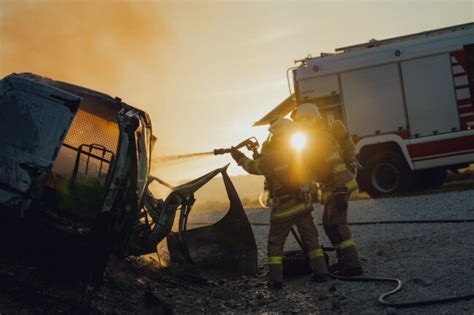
[214,137,260,156]
[214,148,232,155]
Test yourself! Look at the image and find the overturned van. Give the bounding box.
[0,73,257,282]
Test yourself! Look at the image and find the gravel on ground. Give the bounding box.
[1,189,473,314]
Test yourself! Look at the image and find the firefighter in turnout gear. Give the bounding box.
[293,103,363,277]
[231,118,329,290]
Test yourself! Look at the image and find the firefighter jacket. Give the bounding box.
[236,139,313,222]
[305,120,358,202]
[331,120,358,169]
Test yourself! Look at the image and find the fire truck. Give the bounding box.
[255,23,474,197]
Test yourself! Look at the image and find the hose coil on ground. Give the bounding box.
[289,218,474,308]
[329,273,474,307]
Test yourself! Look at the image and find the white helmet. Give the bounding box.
[268,118,293,137]
[293,103,321,123]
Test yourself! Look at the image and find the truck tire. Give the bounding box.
[413,168,447,190]
[358,152,413,197]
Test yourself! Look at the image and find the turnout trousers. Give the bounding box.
[267,211,328,283]
[322,193,361,269]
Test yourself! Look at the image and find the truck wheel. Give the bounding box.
[413,168,447,189]
[358,152,413,197]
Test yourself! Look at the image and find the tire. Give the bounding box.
[413,168,447,190]
[357,151,413,198]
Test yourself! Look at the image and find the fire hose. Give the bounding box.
[186,218,474,307]
[329,273,474,308]
[288,219,474,308]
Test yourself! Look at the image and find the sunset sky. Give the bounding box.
[1,0,473,183]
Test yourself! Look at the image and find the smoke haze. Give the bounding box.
[1,0,471,182]
[0,1,165,92]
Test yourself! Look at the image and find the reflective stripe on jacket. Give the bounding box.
[271,201,311,221]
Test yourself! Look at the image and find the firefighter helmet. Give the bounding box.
[269,118,294,137]
[293,103,321,123]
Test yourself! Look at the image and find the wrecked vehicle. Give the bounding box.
[0,73,257,283]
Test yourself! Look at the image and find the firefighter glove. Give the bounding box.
[348,160,362,174]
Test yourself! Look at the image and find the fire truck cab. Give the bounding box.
[256,23,474,197]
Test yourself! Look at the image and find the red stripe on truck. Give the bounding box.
[412,149,474,162]
[408,135,474,159]
[459,106,474,114]
[451,50,468,73]
[458,98,472,106]
[461,117,474,125]
[451,50,473,131]
[456,84,470,90]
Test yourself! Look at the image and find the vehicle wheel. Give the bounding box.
[357,152,413,197]
[413,168,447,190]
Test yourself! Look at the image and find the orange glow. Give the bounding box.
[291,132,307,151]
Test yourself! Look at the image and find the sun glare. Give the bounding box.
[291,132,306,151]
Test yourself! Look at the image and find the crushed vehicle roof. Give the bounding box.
[6,73,151,126]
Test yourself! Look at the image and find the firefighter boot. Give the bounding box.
[328,262,344,273]
[334,241,363,277]
[328,249,345,273]
[268,261,284,290]
[308,248,330,282]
